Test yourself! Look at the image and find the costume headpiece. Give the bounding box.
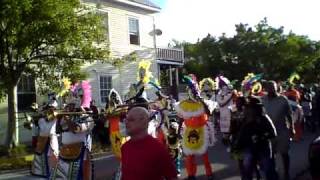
[288,72,300,86]
[199,78,216,92]
[241,73,263,96]
[108,88,123,105]
[182,74,201,99]
[70,80,92,108]
[138,60,152,84]
[215,75,231,89]
[47,92,58,108]
[57,77,71,97]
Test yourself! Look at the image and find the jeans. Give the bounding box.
[240,148,278,180]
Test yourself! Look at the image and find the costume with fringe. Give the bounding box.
[51,81,94,180]
[216,75,234,134]
[164,112,183,175]
[31,117,59,177]
[106,89,127,160]
[175,75,214,178]
[284,74,303,141]
[31,94,59,178]
[151,92,183,175]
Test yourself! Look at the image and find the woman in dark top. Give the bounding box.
[233,96,278,180]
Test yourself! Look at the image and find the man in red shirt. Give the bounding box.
[121,107,178,180]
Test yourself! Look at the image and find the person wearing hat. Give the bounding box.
[285,88,304,141]
[150,91,170,142]
[51,81,94,180]
[31,93,59,178]
[175,75,214,180]
[232,96,278,180]
[216,77,234,148]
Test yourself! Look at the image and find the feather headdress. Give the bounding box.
[138,60,153,84]
[71,80,92,108]
[215,75,231,89]
[108,88,123,105]
[288,72,300,85]
[241,73,263,96]
[199,78,216,92]
[57,77,71,97]
[183,74,201,98]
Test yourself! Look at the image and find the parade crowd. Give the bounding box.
[27,61,320,180]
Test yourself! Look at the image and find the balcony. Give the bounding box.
[156,48,184,66]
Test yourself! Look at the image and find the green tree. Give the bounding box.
[0,0,110,149]
[183,18,320,83]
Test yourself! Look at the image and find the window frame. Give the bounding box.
[99,75,112,104]
[97,9,110,43]
[128,17,140,45]
[17,75,36,111]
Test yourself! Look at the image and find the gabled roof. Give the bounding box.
[129,0,160,9]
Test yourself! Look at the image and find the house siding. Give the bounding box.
[82,1,158,108]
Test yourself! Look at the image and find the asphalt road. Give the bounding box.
[0,131,318,180]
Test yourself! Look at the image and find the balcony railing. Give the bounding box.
[156,48,184,65]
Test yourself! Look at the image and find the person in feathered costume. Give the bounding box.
[199,78,217,100]
[125,60,153,105]
[51,80,94,180]
[125,60,165,140]
[105,89,127,160]
[175,74,215,180]
[283,73,301,101]
[284,73,304,141]
[241,73,264,97]
[199,77,218,143]
[149,86,184,176]
[149,89,169,143]
[215,75,234,145]
[31,93,59,178]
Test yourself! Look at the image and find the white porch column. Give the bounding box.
[169,65,173,86]
[175,68,179,86]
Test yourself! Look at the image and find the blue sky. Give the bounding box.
[153,0,166,8]
[155,0,320,46]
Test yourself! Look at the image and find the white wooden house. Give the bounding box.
[81,0,184,108]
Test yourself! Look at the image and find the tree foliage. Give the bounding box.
[0,0,110,97]
[183,18,320,83]
[0,0,110,148]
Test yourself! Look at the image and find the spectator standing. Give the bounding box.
[262,81,295,180]
[233,96,278,180]
[301,88,313,132]
[121,107,177,180]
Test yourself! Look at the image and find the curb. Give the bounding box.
[92,151,114,159]
[0,152,115,175]
[0,168,29,175]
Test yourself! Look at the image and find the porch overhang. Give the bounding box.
[114,0,161,13]
[156,47,184,66]
[156,59,184,66]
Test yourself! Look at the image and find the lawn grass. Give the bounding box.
[0,144,33,171]
[0,141,112,171]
